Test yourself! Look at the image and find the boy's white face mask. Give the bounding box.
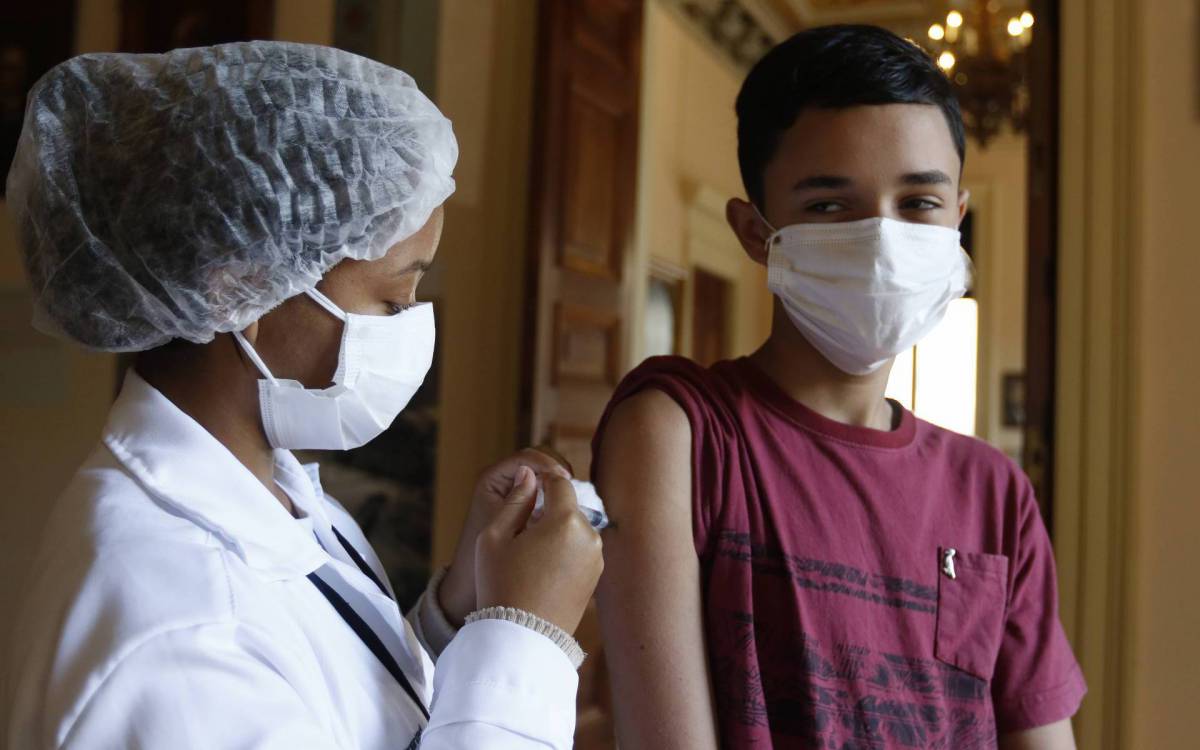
[760,213,972,375]
[233,288,435,450]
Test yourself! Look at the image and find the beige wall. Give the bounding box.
[428,0,538,566]
[1128,0,1200,744]
[273,0,335,46]
[0,0,127,657]
[629,1,773,363]
[962,133,1028,456]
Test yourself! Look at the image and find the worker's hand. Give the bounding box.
[439,448,572,626]
[475,470,604,634]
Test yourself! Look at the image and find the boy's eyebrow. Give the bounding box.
[793,174,854,191]
[900,170,954,186]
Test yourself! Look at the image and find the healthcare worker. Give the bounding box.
[3,42,601,749]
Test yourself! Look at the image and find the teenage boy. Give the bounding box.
[592,25,1085,750]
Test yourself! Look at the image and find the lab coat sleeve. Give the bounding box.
[422,619,579,749]
[59,622,345,750]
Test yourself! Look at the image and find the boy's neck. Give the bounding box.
[747,302,897,431]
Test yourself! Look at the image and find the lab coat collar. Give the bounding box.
[102,369,329,582]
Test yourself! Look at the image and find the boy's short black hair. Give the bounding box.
[736,25,966,208]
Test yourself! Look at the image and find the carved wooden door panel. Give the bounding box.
[522,0,644,746]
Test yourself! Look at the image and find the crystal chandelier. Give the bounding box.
[924,1,1034,147]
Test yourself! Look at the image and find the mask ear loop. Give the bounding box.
[306,285,358,385]
[231,288,348,383]
[306,287,349,321]
[231,329,278,383]
[751,203,779,254]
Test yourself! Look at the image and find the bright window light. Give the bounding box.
[885,346,915,411]
[886,298,979,435]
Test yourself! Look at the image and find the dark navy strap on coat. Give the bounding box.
[308,527,430,725]
[332,526,392,600]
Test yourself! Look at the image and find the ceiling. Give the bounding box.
[744,0,1032,40]
[668,0,1033,76]
[773,0,935,27]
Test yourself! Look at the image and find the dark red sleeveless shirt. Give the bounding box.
[593,356,1085,749]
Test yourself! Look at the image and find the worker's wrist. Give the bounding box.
[413,567,461,658]
[465,606,587,669]
[437,562,474,628]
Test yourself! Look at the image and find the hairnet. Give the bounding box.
[7,41,457,352]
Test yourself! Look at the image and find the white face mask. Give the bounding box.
[232,288,435,450]
[762,214,972,375]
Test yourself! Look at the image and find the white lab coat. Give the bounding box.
[3,372,579,749]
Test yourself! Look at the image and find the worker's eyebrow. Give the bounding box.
[793,174,854,191]
[398,259,432,275]
[900,170,954,186]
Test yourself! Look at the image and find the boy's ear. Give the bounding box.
[726,198,771,266]
[957,188,971,225]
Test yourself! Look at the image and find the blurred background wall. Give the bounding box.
[0,0,126,663]
[1127,0,1200,744]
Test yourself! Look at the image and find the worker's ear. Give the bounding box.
[229,320,262,376]
[240,320,260,344]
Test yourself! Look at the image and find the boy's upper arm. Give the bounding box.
[594,388,721,750]
[596,388,692,521]
[998,719,1076,750]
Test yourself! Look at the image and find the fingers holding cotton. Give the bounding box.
[6,41,458,352]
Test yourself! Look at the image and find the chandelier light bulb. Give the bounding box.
[937,51,956,70]
[929,23,946,41]
[1021,11,1035,28]
[1007,18,1024,37]
[947,10,964,28]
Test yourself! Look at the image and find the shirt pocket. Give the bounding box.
[933,548,1010,682]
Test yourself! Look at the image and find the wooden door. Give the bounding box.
[522,1,644,747]
[1023,0,1058,528]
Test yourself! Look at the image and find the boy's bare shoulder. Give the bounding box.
[605,388,690,440]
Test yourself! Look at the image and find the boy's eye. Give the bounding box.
[806,201,846,214]
[902,198,942,211]
[387,302,416,315]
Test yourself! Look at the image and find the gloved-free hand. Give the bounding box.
[440,448,574,626]
[474,470,604,635]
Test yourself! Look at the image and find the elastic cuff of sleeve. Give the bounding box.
[416,566,460,658]
[466,606,587,669]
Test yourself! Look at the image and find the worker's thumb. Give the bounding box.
[488,465,538,538]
